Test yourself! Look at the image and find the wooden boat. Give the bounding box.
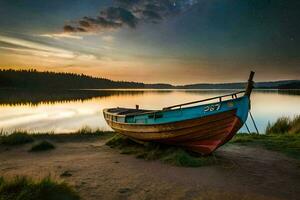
[103,72,255,155]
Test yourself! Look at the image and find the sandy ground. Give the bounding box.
[0,137,299,200]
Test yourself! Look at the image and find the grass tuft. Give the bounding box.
[266,115,300,134]
[290,115,300,134]
[0,131,34,145]
[266,117,291,134]
[29,140,55,152]
[0,176,80,200]
[76,126,94,134]
[106,134,219,167]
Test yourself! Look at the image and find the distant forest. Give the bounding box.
[0,69,173,89]
[0,69,299,89]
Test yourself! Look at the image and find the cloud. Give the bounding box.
[0,35,95,60]
[101,7,138,28]
[102,35,115,43]
[40,33,83,40]
[141,10,162,21]
[64,0,198,33]
[64,25,88,33]
[0,46,74,58]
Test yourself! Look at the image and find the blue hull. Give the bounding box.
[106,96,249,126]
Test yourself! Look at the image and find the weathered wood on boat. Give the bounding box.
[245,71,255,96]
[105,110,242,154]
[103,72,255,155]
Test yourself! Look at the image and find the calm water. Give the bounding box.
[0,89,299,134]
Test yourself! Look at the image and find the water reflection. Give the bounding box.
[0,89,170,106]
[277,89,300,96]
[0,89,299,134]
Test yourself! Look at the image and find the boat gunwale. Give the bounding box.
[103,90,246,119]
[162,90,245,110]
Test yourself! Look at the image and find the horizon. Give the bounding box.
[0,0,300,84]
[1,68,299,86]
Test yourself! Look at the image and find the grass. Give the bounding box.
[0,176,80,200]
[106,134,219,167]
[76,126,94,134]
[230,133,300,159]
[32,129,114,142]
[29,140,55,152]
[266,115,300,134]
[0,131,34,145]
[0,129,114,146]
[228,115,300,159]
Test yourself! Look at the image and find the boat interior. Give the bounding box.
[106,107,154,116]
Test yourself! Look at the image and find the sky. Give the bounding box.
[0,0,299,84]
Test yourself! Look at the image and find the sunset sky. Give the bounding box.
[0,0,299,84]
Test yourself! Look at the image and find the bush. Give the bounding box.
[0,176,80,200]
[30,141,55,152]
[0,131,34,145]
[266,116,300,134]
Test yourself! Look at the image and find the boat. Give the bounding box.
[103,71,255,155]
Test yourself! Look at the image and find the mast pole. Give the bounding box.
[245,71,255,96]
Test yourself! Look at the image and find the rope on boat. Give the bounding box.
[249,111,259,134]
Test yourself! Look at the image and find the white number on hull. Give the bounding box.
[204,103,221,112]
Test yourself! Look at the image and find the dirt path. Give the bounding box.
[0,138,299,200]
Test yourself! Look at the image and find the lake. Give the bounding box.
[0,89,299,134]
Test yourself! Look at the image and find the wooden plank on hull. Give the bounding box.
[107,109,237,133]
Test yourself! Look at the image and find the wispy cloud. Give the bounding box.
[39,33,83,40]
[0,35,95,60]
[0,46,71,58]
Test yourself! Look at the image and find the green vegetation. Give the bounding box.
[75,126,109,135]
[106,135,219,167]
[0,131,34,145]
[228,116,299,159]
[266,115,300,134]
[0,129,114,146]
[44,129,114,142]
[77,126,95,134]
[231,134,300,159]
[0,176,80,200]
[30,141,55,152]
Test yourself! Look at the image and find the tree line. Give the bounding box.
[0,69,299,89]
[0,69,151,89]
